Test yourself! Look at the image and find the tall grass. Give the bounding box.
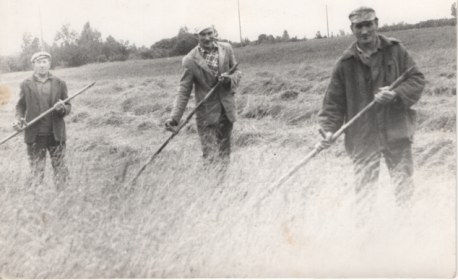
[0,26,455,278]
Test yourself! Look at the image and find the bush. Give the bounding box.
[97,55,108,63]
[110,54,127,62]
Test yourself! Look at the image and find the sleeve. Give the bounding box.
[170,65,194,123]
[15,82,26,121]
[226,46,242,90]
[392,43,426,108]
[318,62,347,133]
[60,80,71,116]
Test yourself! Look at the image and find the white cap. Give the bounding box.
[31,51,51,63]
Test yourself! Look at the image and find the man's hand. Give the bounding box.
[218,72,231,84]
[12,118,27,132]
[315,130,333,151]
[54,99,67,115]
[374,86,396,104]
[164,118,178,132]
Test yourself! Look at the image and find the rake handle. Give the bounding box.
[125,63,240,187]
[0,82,96,146]
[257,66,416,203]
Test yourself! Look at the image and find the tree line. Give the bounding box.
[1,11,456,73]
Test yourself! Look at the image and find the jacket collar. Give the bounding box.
[26,72,54,83]
[25,72,57,103]
[341,35,400,60]
[198,42,218,55]
[192,42,226,75]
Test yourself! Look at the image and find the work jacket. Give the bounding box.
[170,42,242,126]
[318,35,426,158]
[16,73,71,144]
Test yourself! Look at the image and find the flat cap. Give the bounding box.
[349,6,376,24]
[194,25,215,34]
[31,51,51,63]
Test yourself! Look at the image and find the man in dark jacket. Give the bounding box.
[317,7,426,206]
[13,52,71,187]
[164,26,242,168]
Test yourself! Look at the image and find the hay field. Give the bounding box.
[0,26,456,278]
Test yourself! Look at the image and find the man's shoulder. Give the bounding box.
[217,41,233,50]
[49,73,66,84]
[182,46,199,65]
[337,35,402,62]
[379,35,401,46]
[338,41,358,62]
[19,75,35,88]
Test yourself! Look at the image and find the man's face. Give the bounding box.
[33,58,51,76]
[351,19,378,45]
[198,28,216,50]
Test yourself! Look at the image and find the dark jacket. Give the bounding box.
[318,35,426,157]
[171,42,242,126]
[16,73,71,144]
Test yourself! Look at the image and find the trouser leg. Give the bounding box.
[353,150,381,199]
[27,136,48,185]
[352,150,381,226]
[216,112,233,163]
[383,141,414,206]
[197,123,218,166]
[197,110,233,172]
[48,137,69,187]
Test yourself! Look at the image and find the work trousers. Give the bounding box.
[196,110,233,169]
[352,141,414,208]
[27,135,69,187]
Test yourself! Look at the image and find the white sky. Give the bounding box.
[0,0,454,55]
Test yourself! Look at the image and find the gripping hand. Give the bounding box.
[164,118,178,132]
[12,118,27,132]
[315,129,333,151]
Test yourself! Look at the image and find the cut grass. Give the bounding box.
[0,26,455,278]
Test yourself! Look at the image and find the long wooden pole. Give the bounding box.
[257,67,416,203]
[0,82,96,146]
[39,0,45,51]
[125,64,239,187]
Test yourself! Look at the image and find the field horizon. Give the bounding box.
[0,26,456,278]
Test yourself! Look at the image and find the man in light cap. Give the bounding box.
[164,25,242,171]
[13,51,71,188]
[317,7,426,208]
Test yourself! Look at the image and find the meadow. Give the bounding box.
[0,26,456,278]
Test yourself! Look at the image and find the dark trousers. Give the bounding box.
[197,111,233,168]
[27,135,69,186]
[353,141,414,207]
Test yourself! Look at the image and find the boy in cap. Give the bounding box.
[164,25,242,171]
[13,51,71,188]
[317,7,426,208]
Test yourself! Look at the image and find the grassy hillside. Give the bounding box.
[0,26,456,278]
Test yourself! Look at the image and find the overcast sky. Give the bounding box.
[0,0,454,55]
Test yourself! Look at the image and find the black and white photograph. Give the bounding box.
[0,0,456,278]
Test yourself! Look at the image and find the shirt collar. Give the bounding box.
[199,42,218,54]
[34,72,52,83]
[356,36,381,54]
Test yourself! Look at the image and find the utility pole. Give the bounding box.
[326,5,329,38]
[238,0,244,47]
[39,0,45,51]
